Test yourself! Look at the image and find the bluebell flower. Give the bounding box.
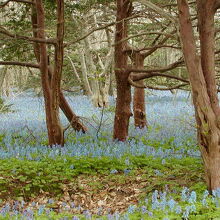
[48,199,54,204]
[38,205,45,215]
[175,205,182,214]
[181,187,189,202]
[70,202,75,208]
[110,169,118,174]
[189,191,196,203]
[141,205,147,214]
[70,164,75,169]
[127,205,136,214]
[147,211,153,217]
[154,169,163,176]
[124,169,131,175]
[107,213,113,220]
[125,158,130,166]
[167,198,176,211]
[212,188,220,198]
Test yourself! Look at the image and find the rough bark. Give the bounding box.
[178,0,220,191]
[131,52,147,128]
[35,0,64,146]
[113,0,132,141]
[31,2,87,134]
[197,0,220,117]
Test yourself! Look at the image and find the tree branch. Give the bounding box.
[0,26,56,44]
[65,14,150,47]
[128,74,189,89]
[128,76,146,88]
[0,61,39,68]
[113,31,176,46]
[128,58,184,74]
[145,83,189,90]
[65,22,115,47]
[134,0,178,23]
[130,71,189,83]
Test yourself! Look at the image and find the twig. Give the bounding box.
[96,105,105,138]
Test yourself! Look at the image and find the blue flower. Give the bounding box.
[124,169,131,175]
[189,191,196,203]
[110,169,118,174]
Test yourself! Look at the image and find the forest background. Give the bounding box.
[0,0,220,219]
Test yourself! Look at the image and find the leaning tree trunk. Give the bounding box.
[131,52,147,128]
[113,0,132,141]
[35,0,64,146]
[178,0,220,191]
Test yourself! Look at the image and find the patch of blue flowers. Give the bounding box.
[0,91,199,160]
[0,91,209,219]
[1,188,220,219]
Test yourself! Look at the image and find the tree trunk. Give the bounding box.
[131,52,147,128]
[35,0,64,146]
[178,0,220,192]
[83,38,103,107]
[31,2,87,135]
[113,0,132,141]
[197,0,220,117]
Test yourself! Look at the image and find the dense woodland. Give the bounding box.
[0,0,220,219]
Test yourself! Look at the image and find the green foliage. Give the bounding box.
[0,155,203,200]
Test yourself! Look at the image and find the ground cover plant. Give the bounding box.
[1,91,220,219]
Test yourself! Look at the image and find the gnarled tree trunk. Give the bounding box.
[31,1,87,136]
[178,0,220,191]
[35,0,64,146]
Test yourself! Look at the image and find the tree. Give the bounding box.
[177,0,220,191]
[30,1,87,135]
[67,4,115,107]
[113,0,132,141]
[113,0,187,140]
[0,0,87,146]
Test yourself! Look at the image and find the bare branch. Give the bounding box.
[0,26,56,44]
[0,0,34,8]
[113,31,176,46]
[128,74,189,89]
[65,14,149,47]
[128,58,184,74]
[131,71,189,83]
[65,22,115,47]
[0,61,39,68]
[66,55,82,83]
[128,76,146,88]
[145,83,188,90]
[134,0,178,23]
[142,30,177,57]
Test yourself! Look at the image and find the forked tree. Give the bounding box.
[177,0,220,191]
[114,0,187,141]
[31,1,87,137]
[0,0,87,146]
